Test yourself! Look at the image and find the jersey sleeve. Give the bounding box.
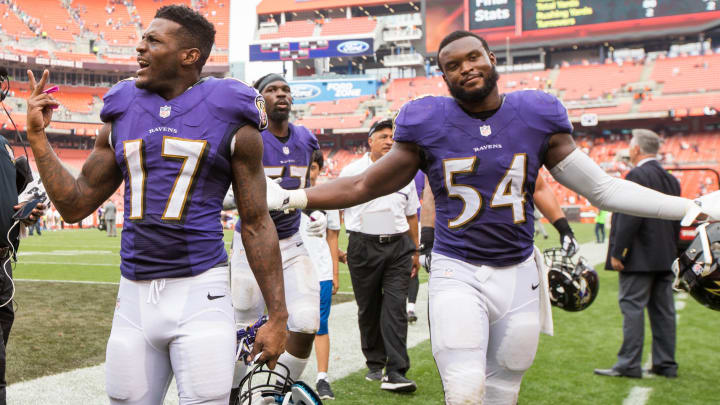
[100,79,135,123]
[405,181,420,216]
[523,91,573,135]
[392,96,444,146]
[326,209,341,231]
[208,78,268,130]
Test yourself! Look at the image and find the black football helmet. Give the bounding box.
[673,222,720,311]
[544,247,599,312]
[234,362,322,405]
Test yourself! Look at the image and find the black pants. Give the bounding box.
[347,232,414,376]
[615,271,677,375]
[0,258,14,405]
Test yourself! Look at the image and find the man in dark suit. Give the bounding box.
[595,129,681,379]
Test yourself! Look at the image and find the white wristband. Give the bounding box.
[288,189,308,210]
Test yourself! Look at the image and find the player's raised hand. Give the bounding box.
[25,70,59,134]
[248,317,287,370]
[682,190,720,226]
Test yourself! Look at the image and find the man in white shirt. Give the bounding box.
[299,150,340,400]
[341,119,420,393]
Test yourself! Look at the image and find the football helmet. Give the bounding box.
[673,222,720,311]
[235,362,322,405]
[544,247,599,311]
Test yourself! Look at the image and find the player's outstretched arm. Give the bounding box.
[231,124,288,369]
[25,70,122,223]
[544,133,703,224]
[271,141,422,211]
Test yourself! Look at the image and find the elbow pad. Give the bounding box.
[549,149,694,221]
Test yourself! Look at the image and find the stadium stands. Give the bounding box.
[0,3,36,39]
[652,53,720,94]
[14,0,78,42]
[555,62,644,100]
[73,0,139,46]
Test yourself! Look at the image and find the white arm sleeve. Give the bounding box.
[549,148,694,220]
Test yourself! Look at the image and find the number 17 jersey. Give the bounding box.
[393,90,572,267]
[100,77,267,280]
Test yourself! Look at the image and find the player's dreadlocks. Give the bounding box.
[437,30,491,70]
[155,5,216,72]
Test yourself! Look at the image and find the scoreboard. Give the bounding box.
[469,0,516,31]
[523,0,718,30]
[423,0,719,53]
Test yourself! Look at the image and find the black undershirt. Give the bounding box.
[274,135,290,143]
[461,94,504,121]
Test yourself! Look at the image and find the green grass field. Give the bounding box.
[9,223,720,404]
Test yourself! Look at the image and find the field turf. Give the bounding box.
[8,223,719,404]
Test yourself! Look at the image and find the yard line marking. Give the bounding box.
[17,261,119,267]
[19,250,114,256]
[623,387,652,405]
[16,279,119,285]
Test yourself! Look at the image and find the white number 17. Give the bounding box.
[123,136,207,221]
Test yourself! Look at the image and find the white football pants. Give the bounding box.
[105,266,236,405]
[429,253,541,405]
[230,231,319,333]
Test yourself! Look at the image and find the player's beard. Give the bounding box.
[268,109,290,122]
[449,66,500,105]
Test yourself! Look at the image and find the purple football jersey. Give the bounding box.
[234,123,319,239]
[100,77,267,280]
[393,90,572,266]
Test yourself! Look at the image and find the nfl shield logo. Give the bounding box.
[479,125,492,137]
[282,146,290,155]
[159,105,171,118]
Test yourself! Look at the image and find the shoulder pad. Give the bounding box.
[100,78,136,123]
[392,96,445,144]
[510,90,573,134]
[206,77,268,130]
[292,124,319,150]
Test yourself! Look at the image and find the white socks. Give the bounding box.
[317,372,328,382]
[278,351,309,382]
[407,302,415,312]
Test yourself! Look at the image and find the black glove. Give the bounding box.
[552,218,578,257]
[419,226,434,272]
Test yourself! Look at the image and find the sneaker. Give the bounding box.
[407,310,418,323]
[365,369,383,381]
[380,371,417,393]
[316,378,335,400]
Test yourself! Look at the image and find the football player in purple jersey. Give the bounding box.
[25,5,287,404]
[266,30,720,404]
[227,73,321,396]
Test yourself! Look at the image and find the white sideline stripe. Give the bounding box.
[9,240,605,404]
[17,261,119,267]
[15,279,119,285]
[623,387,652,405]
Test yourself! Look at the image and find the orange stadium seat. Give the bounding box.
[14,0,78,43]
[296,115,364,130]
[72,0,139,46]
[196,0,230,49]
[53,50,98,62]
[555,62,644,100]
[319,17,376,36]
[259,20,315,40]
[567,103,633,117]
[386,76,448,104]
[0,3,37,39]
[652,54,720,94]
[498,70,551,92]
[638,93,720,113]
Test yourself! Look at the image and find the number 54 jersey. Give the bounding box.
[393,90,572,267]
[100,77,267,280]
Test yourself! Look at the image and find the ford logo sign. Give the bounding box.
[290,84,322,100]
[337,40,370,54]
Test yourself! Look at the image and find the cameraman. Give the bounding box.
[0,134,45,404]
